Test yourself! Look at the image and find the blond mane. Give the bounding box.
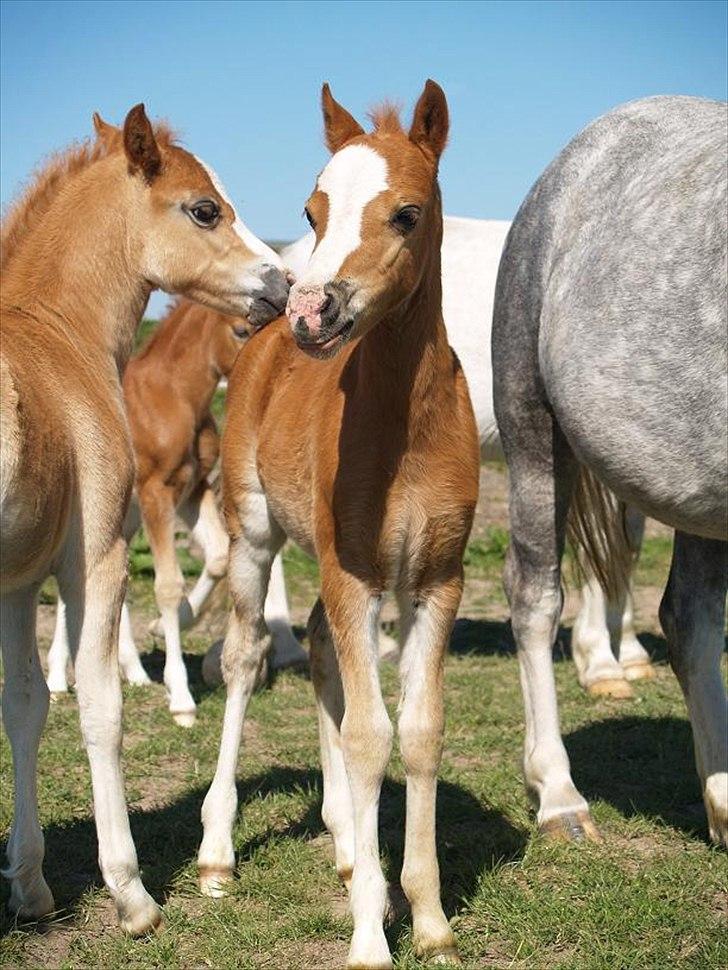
[0,122,177,273]
[368,101,404,135]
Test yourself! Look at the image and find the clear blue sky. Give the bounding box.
[2,0,726,311]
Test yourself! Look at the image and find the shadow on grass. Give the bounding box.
[1,767,525,942]
[565,714,707,838]
[449,617,673,666]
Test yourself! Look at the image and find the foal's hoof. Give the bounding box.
[539,811,602,843]
[199,866,234,898]
[587,677,633,699]
[622,661,656,682]
[172,710,196,728]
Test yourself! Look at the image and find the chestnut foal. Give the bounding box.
[198,82,478,968]
[0,105,288,932]
[47,301,246,723]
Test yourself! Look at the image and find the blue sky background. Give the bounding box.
[1,0,726,314]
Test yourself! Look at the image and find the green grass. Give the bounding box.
[3,473,727,968]
[2,529,727,968]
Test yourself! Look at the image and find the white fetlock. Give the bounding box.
[347,926,393,970]
[46,673,70,695]
[166,680,196,727]
[122,663,152,687]
[704,772,728,846]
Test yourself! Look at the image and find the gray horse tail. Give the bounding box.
[567,467,633,602]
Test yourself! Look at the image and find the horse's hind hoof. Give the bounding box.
[118,892,163,936]
[587,677,633,699]
[622,661,656,682]
[539,810,602,843]
[8,876,55,923]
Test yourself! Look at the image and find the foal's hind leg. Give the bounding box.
[198,490,283,895]
[501,425,599,840]
[59,538,161,933]
[176,481,228,629]
[307,599,355,888]
[1,586,55,921]
[659,532,728,845]
[46,595,72,694]
[138,478,196,726]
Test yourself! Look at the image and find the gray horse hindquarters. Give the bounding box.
[492,95,728,845]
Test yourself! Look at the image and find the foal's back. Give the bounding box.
[496,95,727,537]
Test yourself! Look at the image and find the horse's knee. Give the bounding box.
[220,621,270,685]
[341,707,393,782]
[399,720,443,777]
[154,575,185,612]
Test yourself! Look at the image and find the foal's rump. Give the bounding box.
[0,313,133,589]
[0,321,76,589]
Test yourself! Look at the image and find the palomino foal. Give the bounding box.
[198,82,479,968]
[0,105,288,933]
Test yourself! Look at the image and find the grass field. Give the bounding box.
[1,451,727,967]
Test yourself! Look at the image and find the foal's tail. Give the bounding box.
[567,466,633,602]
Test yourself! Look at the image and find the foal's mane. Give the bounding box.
[368,102,404,135]
[0,122,177,273]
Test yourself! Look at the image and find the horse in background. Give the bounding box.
[46,300,304,724]
[492,95,727,845]
[198,81,478,968]
[0,104,289,933]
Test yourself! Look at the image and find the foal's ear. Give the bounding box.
[122,103,162,183]
[321,83,364,154]
[92,112,119,149]
[408,79,449,161]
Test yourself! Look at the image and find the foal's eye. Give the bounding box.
[391,205,421,235]
[188,200,221,228]
[304,207,316,230]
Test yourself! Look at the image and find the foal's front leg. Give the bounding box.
[323,574,393,970]
[198,496,282,894]
[397,582,460,962]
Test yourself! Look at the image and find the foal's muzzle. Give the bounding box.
[247,264,290,329]
[287,280,354,357]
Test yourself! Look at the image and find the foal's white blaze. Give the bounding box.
[195,157,283,270]
[302,144,389,284]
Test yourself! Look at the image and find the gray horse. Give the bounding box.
[492,96,727,845]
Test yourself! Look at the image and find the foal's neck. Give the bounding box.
[356,217,451,439]
[3,157,152,372]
